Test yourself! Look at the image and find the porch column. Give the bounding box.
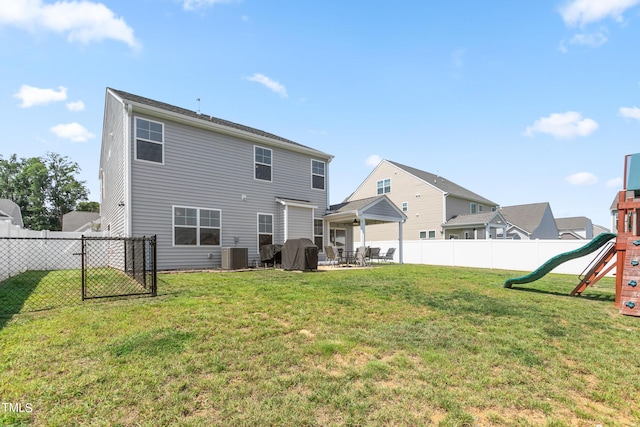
[399,220,404,264]
[485,224,491,239]
[359,218,366,266]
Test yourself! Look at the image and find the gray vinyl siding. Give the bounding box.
[128,112,329,270]
[533,208,560,239]
[286,206,313,240]
[99,91,126,236]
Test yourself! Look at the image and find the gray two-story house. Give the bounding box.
[99,88,333,270]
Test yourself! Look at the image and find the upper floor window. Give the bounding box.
[135,117,163,163]
[377,178,391,195]
[255,146,272,181]
[402,201,408,212]
[470,202,477,214]
[173,206,221,246]
[311,160,325,190]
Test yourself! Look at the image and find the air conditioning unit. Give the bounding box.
[221,247,248,270]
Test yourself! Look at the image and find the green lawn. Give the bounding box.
[1,265,638,426]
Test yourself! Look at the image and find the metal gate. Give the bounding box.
[81,235,157,300]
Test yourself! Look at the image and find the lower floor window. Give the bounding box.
[174,206,221,246]
[258,213,273,249]
[314,218,323,251]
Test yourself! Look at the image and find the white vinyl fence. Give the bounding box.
[368,238,616,276]
[0,221,105,281]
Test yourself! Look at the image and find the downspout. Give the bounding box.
[124,103,133,237]
[442,192,448,239]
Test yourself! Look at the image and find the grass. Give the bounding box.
[0,268,151,316]
[1,264,639,426]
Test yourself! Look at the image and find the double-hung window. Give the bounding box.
[174,206,221,246]
[255,146,272,181]
[311,160,325,190]
[135,117,163,163]
[258,213,273,249]
[314,219,324,250]
[470,202,477,214]
[377,178,391,194]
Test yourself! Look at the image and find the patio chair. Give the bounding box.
[378,248,396,263]
[355,246,369,267]
[324,246,340,267]
[368,247,381,264]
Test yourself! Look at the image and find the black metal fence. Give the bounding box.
[0,236,157,315]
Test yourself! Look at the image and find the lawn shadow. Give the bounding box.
[504,285,615,302]
[0,270,52,331]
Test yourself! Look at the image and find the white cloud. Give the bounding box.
[566,172,598,185]
[66,100,85,111]
[450,48,466,68]
[620,106,640,120]
[569,29,608,47]
[14,84,67,108]
[366,155,382,167]
[183,0,235,11]
[245,73,288,98]
[50,122,94,142]
[607,177,624,188]
[559,0,640,27]
[523,111,598,139]
[0,0,140,49]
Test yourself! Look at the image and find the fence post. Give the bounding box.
[81,236,86,301]
[151,235,157,297]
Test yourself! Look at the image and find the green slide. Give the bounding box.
[503,232,617,288]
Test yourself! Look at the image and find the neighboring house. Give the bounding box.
[99,88,333,270]
[441,210,508,239]
[347,159,500,241]
[593,224,610,236]
[556,216,594,240]
[0,199,23,228]
[497,202,559,240]
[62,211,101,232]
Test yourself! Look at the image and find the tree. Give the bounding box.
[77,201,100,212]
[0,152,89,230]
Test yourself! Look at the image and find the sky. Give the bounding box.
[1,0,640,230]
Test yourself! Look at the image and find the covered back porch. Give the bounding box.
[324,195,407,264]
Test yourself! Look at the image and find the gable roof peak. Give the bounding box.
[383,160,498,206]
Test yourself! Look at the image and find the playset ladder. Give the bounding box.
[570,243,616,296]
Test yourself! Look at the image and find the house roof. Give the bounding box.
[326,195,407,224]
[62,211,100,232]
[385,160,498,206]
[108,88,332,159]
[498,202,551,234]
[555,216,591,231]
[442,211,507,227]
[0,199,23,227]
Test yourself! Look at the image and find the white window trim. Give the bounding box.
[172,205,222,247]
[419,230,427,239]
[134,116,165,165]
[311,159,326,191]
[257,212,274,253]
[254,145,273,182]
[402,201,408,212]
[314,218,324,252]
[428,230,437,239]
[377,178,391,195]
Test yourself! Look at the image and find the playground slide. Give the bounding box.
[503,232,617,288]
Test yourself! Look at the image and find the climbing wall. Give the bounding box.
[621,237,640,316]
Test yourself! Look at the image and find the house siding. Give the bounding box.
[127,111,329,270]
[349,162,444,242]
[286,206,313,240]
[99,91,127,236]
[532,207,560,239]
